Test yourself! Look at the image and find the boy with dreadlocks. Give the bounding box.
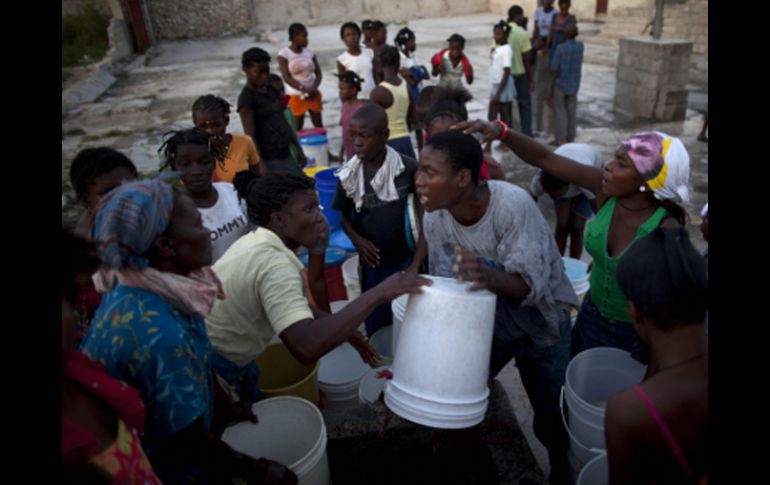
[238,47,307,174]
[191,94,264,183]
[159,129,250,263]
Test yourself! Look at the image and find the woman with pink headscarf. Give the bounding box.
[454,120,691,372]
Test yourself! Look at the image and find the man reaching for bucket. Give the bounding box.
[413,129,578,485]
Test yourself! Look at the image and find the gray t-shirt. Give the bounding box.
[423,181,578,348]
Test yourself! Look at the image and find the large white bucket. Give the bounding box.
[391,294,409,352]
[358,365,391,404]
[222,396,330,485]
[576,452,608,485]
[369,325,394,366]
[384,275,497,429]
[564,347,646,453]
[318,342,369,406]
[562,257,590,298]
[342,255,360,299]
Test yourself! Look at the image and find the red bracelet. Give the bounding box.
[493,120,510,141]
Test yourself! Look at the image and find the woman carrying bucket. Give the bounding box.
[605,227,708,484]
[456,120,690,368]
[204,171,430,404]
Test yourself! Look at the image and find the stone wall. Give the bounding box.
[145,0,254,40]
[251,0,489,29]
[661,0,707,55]
[62,0,111,17]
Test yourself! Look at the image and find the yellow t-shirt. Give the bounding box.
[381,77,410,140]
[205,228,313,367]
[214,133,260,183]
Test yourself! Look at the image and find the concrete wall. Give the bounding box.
[145,0,254,40]
[62,0,111,17]
[662,0,707,55]
[252,0,489,28]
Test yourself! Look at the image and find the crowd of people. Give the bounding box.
[63,6,707,484]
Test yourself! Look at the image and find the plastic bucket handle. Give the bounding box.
[560,386,607,456]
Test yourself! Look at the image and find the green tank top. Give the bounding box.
[584,197,668,323]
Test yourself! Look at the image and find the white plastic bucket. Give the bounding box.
[391,294,409,352]
[565,347,646,451]
[384,275,497,429]
[222,396,330,485]
[318,342,369,405]
[576,452,608,485]
[358,365,391,404]
[342,255,361,300]
[560,387,605,466]
[562,257,590,297]
[299,134,329,168]
[369,325,394,366]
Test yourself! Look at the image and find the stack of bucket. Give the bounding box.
[562,347,646,475]
[385,275,497,429]
[222,396,330,485]
[313,168,341,233]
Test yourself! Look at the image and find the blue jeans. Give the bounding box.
[513,74,533,137]
[361,256,413,337]
[553,192,594,220]
[489,311,571,483]
[386,136,416,160]
[571,291,650,364]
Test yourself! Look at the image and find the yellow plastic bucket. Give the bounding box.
[255,342,319,405]
[303,166,330,178]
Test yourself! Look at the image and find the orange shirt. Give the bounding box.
[214,133,260,183]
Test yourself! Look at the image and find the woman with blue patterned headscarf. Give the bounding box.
[81,179,297,485]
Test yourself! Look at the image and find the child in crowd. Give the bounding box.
[278,23,324,131]
[423,84,505,181]
[68,147,138,342]
[548,0,577,54]
[370,45,419,159]
[268,73,301,163]
[336,70,365,162]
[191,94,264,182]
[529,143,604,258]
[159,129,251,263]
[395,27,429,101]
[361,19,374,49]
[431,33,474,89]
[238,47,307,173]
[488,21,516,143]
[549,24,583,146]
[337,21,376,99]
[532,0,557,137]
[370,20,388,83]
[70,147,138,239]
[332,104,424,337]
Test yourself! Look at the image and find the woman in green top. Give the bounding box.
[454,119,691,369]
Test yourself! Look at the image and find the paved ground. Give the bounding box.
[61,12,708,479]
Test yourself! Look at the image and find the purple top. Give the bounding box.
[340,100,364,161]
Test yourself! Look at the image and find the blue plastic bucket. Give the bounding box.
[330,229,355,253]
[299,247,347,268]
[314,168,341,232]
